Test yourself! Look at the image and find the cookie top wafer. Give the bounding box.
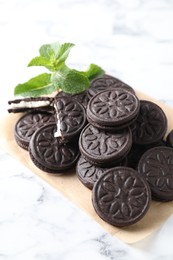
[87,88,140,127]
[92,167,151,227]
[138,146,173,201]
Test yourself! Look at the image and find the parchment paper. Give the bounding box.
[1,90,173,244]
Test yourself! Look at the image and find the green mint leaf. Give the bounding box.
[14,73,56,97]
[52,42,74,69]
[51,67,90,94]
[28,56,54,71]
[83,63,105,81]
[39,44,55,59]
[28,42,74,71]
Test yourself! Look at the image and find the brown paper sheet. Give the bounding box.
[1,90,173,244]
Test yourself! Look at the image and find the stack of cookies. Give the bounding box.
[8,74,173,227]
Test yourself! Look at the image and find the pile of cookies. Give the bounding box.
[8,75,173,227]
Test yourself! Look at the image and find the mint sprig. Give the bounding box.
[14,42,105,97]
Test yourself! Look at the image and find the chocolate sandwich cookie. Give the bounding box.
[87,75,135,99]
[166,130,173,148]
[14,111,56,150]
[76,156,127,189]
[92,167,151,227]
[138,146,173,201]
[132,100,167,146]
[29,123,80,173]
[79,124,132,167]
[56,90,89,109]
[8,97,54,113]
[53,96,87,141]
[87,88,140,129]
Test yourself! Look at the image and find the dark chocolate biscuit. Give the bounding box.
[88,75,135,99]
[29,123,80,173]
[92,167,151,226]
[87,88,140,127]
[53,96,87,141]
[76,156,127,189]
[14,111,56,150]
[166,130,173,148]
[8,97,54,113]
[56,90,89,109]
[131,100,167,146]
[79,124,132,167]
[138,146,173,201]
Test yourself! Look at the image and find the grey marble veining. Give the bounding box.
[0,0,173,259]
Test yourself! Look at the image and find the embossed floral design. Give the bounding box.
[142,149,173,191]
[91,89,136,120]
[17,112,55,140]
[82,125,128,156]
[97,170,147,220]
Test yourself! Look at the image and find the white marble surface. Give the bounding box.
[0,0,173,259]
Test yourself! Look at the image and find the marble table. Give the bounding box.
[0,0,173,259]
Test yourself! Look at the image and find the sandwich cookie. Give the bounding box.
[87,88,140,130]
[29,123,80,173]
[92,167,151,226]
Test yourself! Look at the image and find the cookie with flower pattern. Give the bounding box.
[92,167,151,226]
[87,88,140,130]
[29,123,80,173]
[79,124,132,167]
[138,146,173,201]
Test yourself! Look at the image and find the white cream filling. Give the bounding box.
[53,104,62,138]
[9,100,51,109]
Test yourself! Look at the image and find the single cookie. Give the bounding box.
[87,88,140,128]
[166,130,173,148]
[53,96,87,141]
[14,111,56,150]
[79,124,132,167]
[29,123,80,173]
[76,156,127,189]
[8,97,54,113]
[132,100,167,146]
[92,166,151,227]
[88,75,135,99]
[56,90,89,109]
[138,146,173,201]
